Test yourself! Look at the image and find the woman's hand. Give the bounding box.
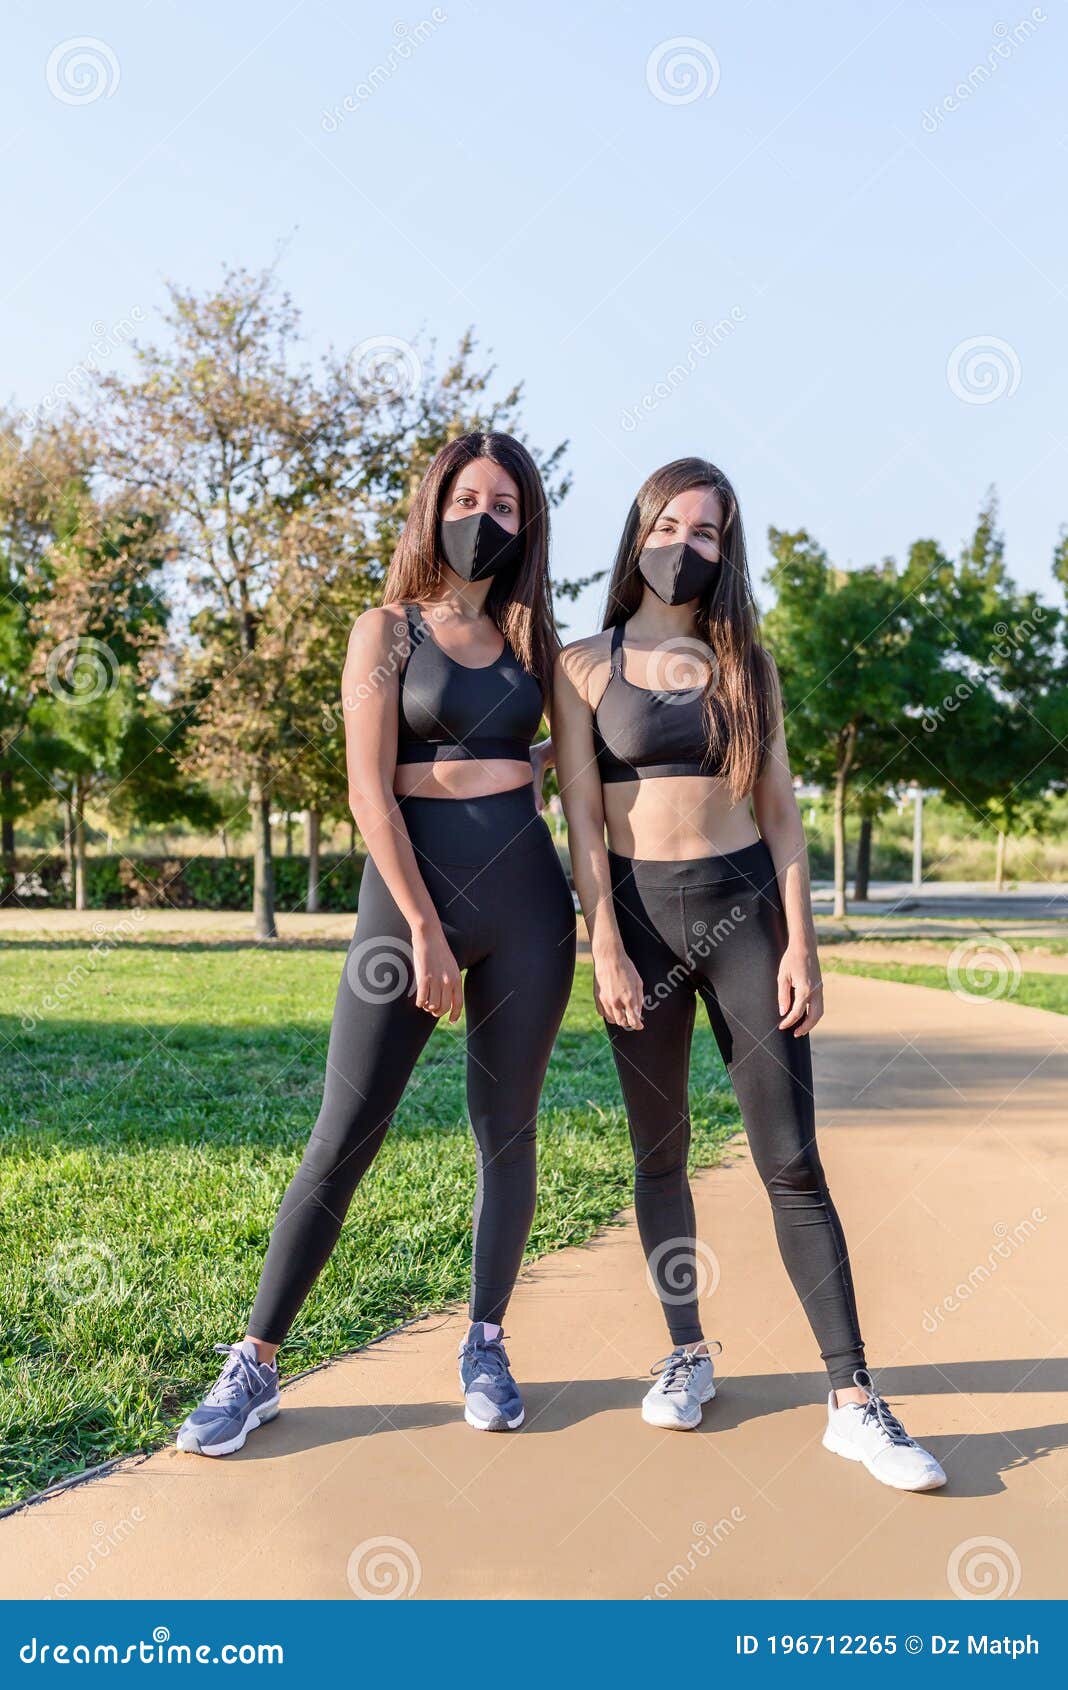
[594,942,646,1031]
[530,739,554,813]
[411,920,464,1022]
[778,945,824,1036]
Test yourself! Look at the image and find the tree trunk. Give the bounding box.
[854,813,873,903]
[995,829,1007,892]
[833,769,848,918]
[62,796,76,906]
[73,788,88,912]
[306,808,321,914]
[912,788,924,892]
[285,811,294,857]
[832,725,855,920]
[249,779,277,940]
[1,768,14,872]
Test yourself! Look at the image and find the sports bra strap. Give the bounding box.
[400,603,425,673]
[609,620,625,675]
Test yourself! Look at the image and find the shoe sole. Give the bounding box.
[458,1363,524,1431]
[463,1404,525,1432]
[822,1428,946,1491]
[642,1380,717,1431]
[176,1396,281,1458]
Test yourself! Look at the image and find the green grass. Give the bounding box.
[819,928,1068,955]
[823,957,1068,1016]
[0,943,738,1508]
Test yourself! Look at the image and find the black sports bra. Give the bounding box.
[396,603,544,765]
[593,621,724,783]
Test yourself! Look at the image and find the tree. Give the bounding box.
[100,266,375,938]
[102,269,572,938]
[905,496,1064,887]
[26,495,182,908]
[764,531,950,916]
[0,414,96,878]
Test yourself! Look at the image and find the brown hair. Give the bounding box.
[382,431,558,702]
[603,457,776,800]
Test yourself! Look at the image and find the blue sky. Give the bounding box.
[5,0,1066,630]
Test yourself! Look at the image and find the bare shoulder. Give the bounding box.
[350,602,408,648]
[345,604,410,682]
[556,629,615,702]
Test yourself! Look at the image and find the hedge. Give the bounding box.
[0,853,366,913]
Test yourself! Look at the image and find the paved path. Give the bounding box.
[2,976,1065,1600]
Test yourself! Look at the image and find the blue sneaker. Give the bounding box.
[176,1340,281,1457]
[458,1324,524,1431]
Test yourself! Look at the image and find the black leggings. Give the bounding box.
[248,786,576,1346]
[607,840,865,1389]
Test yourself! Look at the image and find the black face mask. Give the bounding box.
[440,513,523,582]
[637,541,718,606]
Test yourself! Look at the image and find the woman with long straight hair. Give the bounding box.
[553,457,946,1492]
[178,432,576,1454]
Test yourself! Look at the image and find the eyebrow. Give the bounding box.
[659,512,719,531]
[454,484,516,499]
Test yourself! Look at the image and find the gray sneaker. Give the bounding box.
[642,1346,718,1430]
[823,1370,947,1492]
[458,1324,525,1431]
[176,1340,280,1457]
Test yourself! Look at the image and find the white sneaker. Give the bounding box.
[822,1372,946,1492]
[641,1345,719,1431]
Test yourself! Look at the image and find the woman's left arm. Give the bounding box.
[749,665,824,1037]
[530,675,560,812]
[530,730,554,812]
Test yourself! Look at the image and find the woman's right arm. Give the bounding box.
[553,643,645,1031]
[342,607,463,1022]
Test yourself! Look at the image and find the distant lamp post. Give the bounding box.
[908,782,923,892]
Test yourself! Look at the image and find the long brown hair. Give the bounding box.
[382,431,558,701]
[603,457,776,800]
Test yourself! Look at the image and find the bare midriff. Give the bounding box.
[393,759,534,801]
[603,775,760,862]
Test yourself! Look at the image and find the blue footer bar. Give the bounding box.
[1,1600,1065,1682]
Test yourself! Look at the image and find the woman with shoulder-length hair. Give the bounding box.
[178,431,576,1454]
[553,457,946,1492]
